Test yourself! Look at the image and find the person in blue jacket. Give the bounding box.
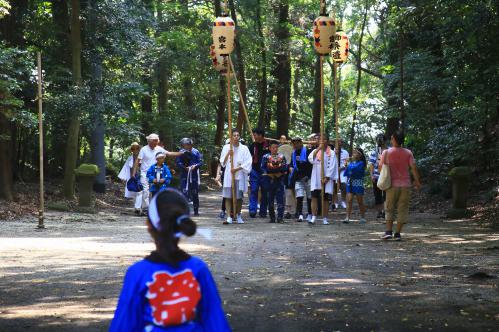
[261,141,288,223]
[248,128,270,218]
[110,189,231,332]
[344,147,367,224]
[175,138,203,216]
[147,152,173,195]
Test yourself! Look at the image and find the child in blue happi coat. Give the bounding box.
[147,152,173,194]
[261,141,288,223]
[110,189,231,332]
[344,147,367,224]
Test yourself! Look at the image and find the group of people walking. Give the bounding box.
[118,133,204,216]
[119,128,421,241]
[216,128,421,240]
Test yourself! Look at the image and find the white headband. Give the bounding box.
[148,192,190,235]
[147,191,212,240]
[155,152,166,159]
[148,193,162,231]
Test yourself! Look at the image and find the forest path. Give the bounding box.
[0,191,498,332]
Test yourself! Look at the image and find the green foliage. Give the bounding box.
[0,43,34,125]
[1,0,497,192]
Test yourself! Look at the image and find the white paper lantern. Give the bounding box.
[210,45,229,73]
[212,16,235,56]
[332,29,349,63]
[313,15,336,55]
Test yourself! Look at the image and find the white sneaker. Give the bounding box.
[237,215,244,224]
[225,217,233,224]
[306,214,312,222]
[323,218,329,225]
[298,215,304,222]
[343,217,350,224]
[309,216,316,224]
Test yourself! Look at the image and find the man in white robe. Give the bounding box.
[220,130,252,224]
[308,135,338,225]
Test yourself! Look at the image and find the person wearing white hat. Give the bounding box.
[132,133,183,211]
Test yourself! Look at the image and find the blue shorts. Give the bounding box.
[346,179,364,195]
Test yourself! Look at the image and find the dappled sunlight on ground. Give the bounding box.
[1,192,498,331]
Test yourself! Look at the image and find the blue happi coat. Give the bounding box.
[110,255,231,332]
[146,164,172,194]
[175,148,203,191]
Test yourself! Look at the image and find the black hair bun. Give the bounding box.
[178,217,197,237]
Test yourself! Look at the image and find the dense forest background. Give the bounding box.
[0,0,498,201]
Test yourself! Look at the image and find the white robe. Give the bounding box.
[335,148,350,183]
[118,155,137,198]
[308,148,339,194]
[220,143,252,193]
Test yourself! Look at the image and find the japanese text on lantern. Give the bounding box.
[218,36,226,50]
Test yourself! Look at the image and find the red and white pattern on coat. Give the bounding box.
[146,269,201,326]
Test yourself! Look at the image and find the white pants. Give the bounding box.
[139,173,150,209]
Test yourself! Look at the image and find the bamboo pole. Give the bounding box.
[334,61,341,195]
[37,52,45,229]
[319,55,325,218]
[229,55,255,142]
[226,56,237,218]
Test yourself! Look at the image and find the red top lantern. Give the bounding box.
[313,15,336,55]
[212,16,235,56]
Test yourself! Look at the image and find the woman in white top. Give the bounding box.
[308,135,338,225]
[220,130,252,224]
[118,142,143,215]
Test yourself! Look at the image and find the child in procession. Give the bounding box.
[110,189,231,331]
[147,152,173,195]
[261,141,288,223]
[344,147,367,224]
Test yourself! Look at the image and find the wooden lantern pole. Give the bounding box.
[226,56,237,217]
[229,55,255,142]
[319,55,326,218]
[333,60,341,193]
[37,52,45,229]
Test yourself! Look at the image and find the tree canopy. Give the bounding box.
[0,0,497,200]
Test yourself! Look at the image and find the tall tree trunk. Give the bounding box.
[212,0,227,176]
[312,57,321,133]
[0,0,28,200]
[228,0,248,132]
[399,26,405,135]
[50,0,70,175]
[214,0,226,147]
[256,0,268,129]
[157,0,169,116]
[348,0,369,154]
[273,0,291,136]
[63,0,83,199]
[290,59,300,128]
[88,0,106,193]
[0,112,14,200]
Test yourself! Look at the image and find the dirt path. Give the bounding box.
[0,191,498,331]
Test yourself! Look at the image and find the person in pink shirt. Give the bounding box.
[379,130,421,241]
